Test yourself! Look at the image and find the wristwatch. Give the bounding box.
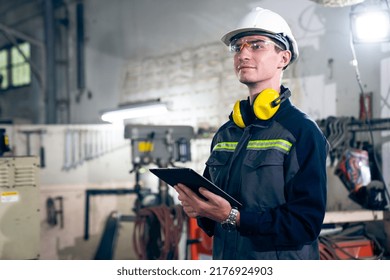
[221,208,239,231]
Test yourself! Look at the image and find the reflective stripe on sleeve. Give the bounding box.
[212,142,238,152]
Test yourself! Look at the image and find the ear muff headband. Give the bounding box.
[253,88,280,120]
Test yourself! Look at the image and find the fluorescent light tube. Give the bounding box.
[101,102,168,124]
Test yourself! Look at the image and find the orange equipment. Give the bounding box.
[187,217,213,260]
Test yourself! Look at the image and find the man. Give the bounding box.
[175,7,328,259]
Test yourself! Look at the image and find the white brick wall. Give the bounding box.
[120,42,246,129]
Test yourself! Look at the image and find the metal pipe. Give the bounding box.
[44,0,57,124]
[76,2,85,90]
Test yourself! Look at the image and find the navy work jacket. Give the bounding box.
[198,87,329,259]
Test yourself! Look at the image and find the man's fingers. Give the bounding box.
[198,187,220,201]
[175,183,196,196]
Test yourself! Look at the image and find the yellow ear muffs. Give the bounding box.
[231,88,290,127]
[253,88,280,120]
[232,100,246,128]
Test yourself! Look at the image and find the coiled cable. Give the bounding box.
[133,204,185,260]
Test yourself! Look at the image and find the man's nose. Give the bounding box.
[236,44,251,61]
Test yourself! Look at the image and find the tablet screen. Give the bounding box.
[149,167,242,208]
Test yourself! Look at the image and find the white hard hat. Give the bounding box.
[221,7,299,65]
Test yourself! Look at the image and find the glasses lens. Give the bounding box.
[229,39,268,53]
[229,38,282,53]
[229,41,240,52]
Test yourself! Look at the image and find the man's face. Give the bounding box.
[232,35,289,86]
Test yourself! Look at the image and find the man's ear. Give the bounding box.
[278,50,291,69]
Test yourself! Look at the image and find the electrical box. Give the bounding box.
[0,156,40,259]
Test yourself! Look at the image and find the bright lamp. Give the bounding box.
[350,7,390,43]
[100,100,168,124]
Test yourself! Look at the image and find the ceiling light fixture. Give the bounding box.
[100,99,168,124]
[350,2,390,43]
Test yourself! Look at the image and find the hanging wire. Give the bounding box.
[348,12,390,209]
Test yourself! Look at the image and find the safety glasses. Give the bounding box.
[229,38,283,53]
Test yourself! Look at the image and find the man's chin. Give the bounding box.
[238,78,256,86]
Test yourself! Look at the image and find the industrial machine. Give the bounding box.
[0,156,40,259]
[125,124,194,260]
[89,124,195,260]
[124,124,194,208]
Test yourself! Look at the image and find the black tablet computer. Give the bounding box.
[149,167,242,208]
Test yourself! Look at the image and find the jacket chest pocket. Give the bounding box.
[244,149,285,168]
[242,149,286,206]
[205,151,232,186]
